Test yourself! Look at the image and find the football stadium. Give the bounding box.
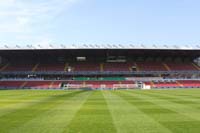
[0,45,200,133]
[1,0,200,133]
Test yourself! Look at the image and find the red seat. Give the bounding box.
[0,81,24,88]
[178,80,200,87]
[104,63,132,71]
[24,81,52,89]
[36,64,65,71]
[71,63,100,71]
[152,81,179,88]
[136,62,167,71]
[166,63,198,71]
[3,64,34,71]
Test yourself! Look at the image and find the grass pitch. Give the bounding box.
[0,89,200,133]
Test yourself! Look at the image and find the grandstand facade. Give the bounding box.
[0,46,200,90]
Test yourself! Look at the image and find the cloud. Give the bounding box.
[0,0,79,46]
[0,0,78,32]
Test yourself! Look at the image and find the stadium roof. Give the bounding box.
[0,44,200,50]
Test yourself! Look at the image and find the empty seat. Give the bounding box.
[136,62,167,71]
[36,63,65,71]
[0,81,24,88]
[104,63,132,71]
[24,81,52,89]
[166,63,198,71]
[3,64,34,71]
[178,80,200,87]
[71,63,100,71]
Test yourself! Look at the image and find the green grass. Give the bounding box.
[0,89,200,133]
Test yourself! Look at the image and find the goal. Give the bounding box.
[113,84,137,90]
[63,84,93,90]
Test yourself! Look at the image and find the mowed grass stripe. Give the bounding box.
[140,90,200,105]
[9,91,91,133]
[64,91,117,133]
[149,89,200,98]
[0,90,85,133]
[120,90,200,133]
[0,90,69,112]
[0,91,74,119]
[0,90,27,99]
[131,90,200,121]
[0,90,61,99]
[105,91,172,133]
[123,91,198,121]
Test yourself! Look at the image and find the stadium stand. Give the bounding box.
[24,81,52,89]
[2,63,35,72]
[74,77,126,81]
[71,62,100,71]
[103,63,132,71]
[35,63,65,71]
[136,62,167,71]
[177,80,200,87]
[165,62,198,71]
[0,81,62,89]
[2,61,199,72]
[152,81,180,88]
[0,79,200,89]
[0,48,199,89]
[0,81,24,88]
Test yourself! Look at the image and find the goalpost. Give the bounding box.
[63,84,93,90]
[62,83,151,90]
[113,84,137,90]
[113,83,151,90]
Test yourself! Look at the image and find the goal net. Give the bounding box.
[113,84,137,90]
[64,84,93,89]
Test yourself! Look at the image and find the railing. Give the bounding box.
[0,70,200,76]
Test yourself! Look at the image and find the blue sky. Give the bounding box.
[0,0,200,47]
